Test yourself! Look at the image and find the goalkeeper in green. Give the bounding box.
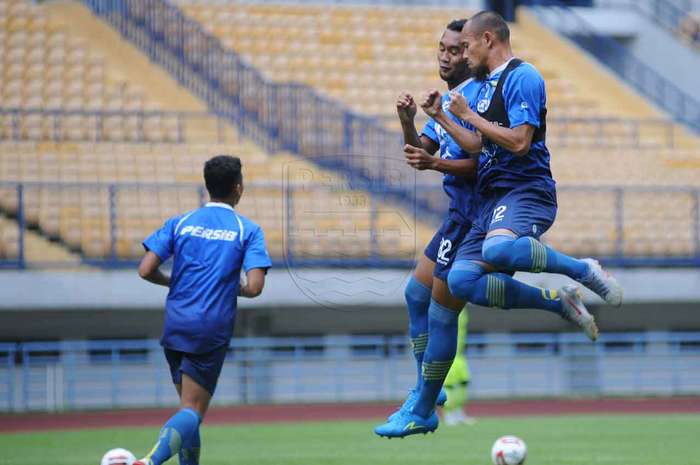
[442,306,476,425]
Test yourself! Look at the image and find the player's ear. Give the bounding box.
[484,30,494,48]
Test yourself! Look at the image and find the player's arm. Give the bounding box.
[140,217,176,287]
[239,226,272,298]
[238,268,265,298]
[432,112,483,156]
[421,88,483,156]
[454,104,535,157]
[404,144,478,179]
[397,91,439,154]
[138,251,171,287]
[449,67,543,157]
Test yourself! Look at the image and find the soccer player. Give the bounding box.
[442,12,623,339]
[374,19,482,439]
[133,155,271,465]
[442,307,475,426]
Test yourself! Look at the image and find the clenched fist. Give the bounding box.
[396,91,417,124]
[447,91,474,122]
[419,88,443,118]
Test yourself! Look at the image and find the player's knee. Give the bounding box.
[405,276,432,306]
[447,261,485,301]
[482,235,516,268]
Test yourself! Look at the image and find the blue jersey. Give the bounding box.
[143,202,272,354]
[421,78,481,225]
[475,60,555,193]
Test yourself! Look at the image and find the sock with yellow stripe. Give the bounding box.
[413,300,459,418]
[448,261,563,314]
[482,234,589,279]
[178,426,200,465]
[143,407,201,465]
[405,276,432,392]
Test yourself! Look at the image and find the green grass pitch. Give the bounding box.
[0,414,696,464]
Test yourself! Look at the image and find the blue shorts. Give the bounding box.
[455,185,557,263]
[164,344,229,395]
[424,217,473,280]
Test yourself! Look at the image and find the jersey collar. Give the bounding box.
[488,57,516,79]
[451,77,475,93]
[205,202,235,212]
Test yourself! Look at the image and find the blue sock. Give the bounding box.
[448,261,562,314]
[413,300,459,418]
[482,234,589,279]
[145,407,201,465]
[178,426,200,465]
[405,276,432,392]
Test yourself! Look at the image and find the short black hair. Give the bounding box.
[446,19,467,33]
[204,155,242,198]
[469,10,510,43]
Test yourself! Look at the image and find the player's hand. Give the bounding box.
[419,89,443,117]
[448,91,474,122]
[404,144,436,171]
[396,91,417,124]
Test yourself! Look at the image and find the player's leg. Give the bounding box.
[407,253,435,391]
[137,346,226,465]
[449,261,598,341]
[170,383,201,465]
[384,253,434,423]
[135,351,203,465]
[170,384,199,465]
[412,277,463,418]
[448,217,599,341]
[481,188,622,306]
[375,221,468,437]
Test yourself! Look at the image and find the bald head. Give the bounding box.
[467,10,510,44]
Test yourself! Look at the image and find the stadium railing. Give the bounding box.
[1,182,700,268]
[528,0,700,133]
[1,332,698,412]
[0,181,426,269]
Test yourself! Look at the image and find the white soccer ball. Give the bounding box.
[491,435,527,465]
[100,448,136,465]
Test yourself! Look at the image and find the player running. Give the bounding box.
[441,12,623,340]
[133,155,271,465]
[442,307,475,426]
[374,19,482,439]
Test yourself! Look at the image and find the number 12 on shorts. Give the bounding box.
[437,238,452,264]
[491,206,507,225]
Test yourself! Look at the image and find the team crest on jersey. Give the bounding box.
[477,99,491,113]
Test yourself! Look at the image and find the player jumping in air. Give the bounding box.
[442,12,623,341]
[374,19,482,439]
[134,155,271,465]
[378,11,624,439]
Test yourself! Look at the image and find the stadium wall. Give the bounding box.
[569,6,700,103]
[1,268,700,341]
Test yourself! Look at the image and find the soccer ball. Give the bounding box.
[491,435,527,465]
[100,448,136,465]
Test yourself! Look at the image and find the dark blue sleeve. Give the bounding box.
[420,117,438,143]
[142,217,177,262]
[243,225,272,273]
[503,65,545,129]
